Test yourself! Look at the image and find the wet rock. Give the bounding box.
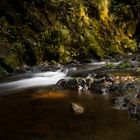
[109,83,126,96]
[113,87,140,121]
[128,104,140,120]
[66,67,77,77]
[95,73,113,81]
[91,73,114,93]
[86,77,95,88]
[124,83,137,91]
[65,60,80,67]
[135,92,140,99]
[110,81,139,97]
[70,103,84,114]
[56,73,115,95]
[55,79,68,89]
[77,85,91,95]
[56,78,79,90]
[65,78,79,90]
[56,77,93,94]
[68,69,96,78]
[42,64,63,72]
[90,78,113,94]
[113,96,130,110]
[90,81,104,94]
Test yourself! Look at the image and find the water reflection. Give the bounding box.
[0,89,140,140]
[32,91,68,99]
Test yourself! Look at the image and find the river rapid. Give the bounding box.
[0,61,140,140]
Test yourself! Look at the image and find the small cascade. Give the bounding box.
[0,69,67,92]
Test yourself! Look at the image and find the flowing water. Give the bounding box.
[0,69,67,93]
[0,63,140,140]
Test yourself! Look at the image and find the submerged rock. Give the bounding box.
[70,103,84,114]
[113,96,130,110]
[113,86,140,121]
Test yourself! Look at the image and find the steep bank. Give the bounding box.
[0,0,140,69]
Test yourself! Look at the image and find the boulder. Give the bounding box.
[70,103,84,114]
[56,77,93,91]
[124,83,137,91]
[109,83,126,96]
[56,74,114,94]
[56,78,79,90]
[113,96,130,110]
[90,79,113,94]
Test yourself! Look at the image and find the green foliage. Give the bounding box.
[4,54,18,68]
[121,39,137,52]
[105,63,116,69]
[11,42,25,65]
[136,67,140,75]
[49,60,58,65]
[0,0,139,67]
[117,61,133,69]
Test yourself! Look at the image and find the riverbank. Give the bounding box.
[1,54,140,121]
[1,55,140,139]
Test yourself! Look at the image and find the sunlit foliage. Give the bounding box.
[0,0,139,68]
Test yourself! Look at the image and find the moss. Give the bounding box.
[117,61,133,69]
[4,54,18,68]
[135,67,140,75]
[49,60,58,65]
[105,63,116,69]
[0,0,139,66]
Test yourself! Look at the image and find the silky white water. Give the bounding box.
[0,70,67,92]
[89,61,122,66]
[0,61,125,93]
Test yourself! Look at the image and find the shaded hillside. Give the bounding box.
[0,0,140,68]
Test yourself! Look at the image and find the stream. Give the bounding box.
[0,62,140,140]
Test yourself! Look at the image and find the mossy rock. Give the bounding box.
[49,60,58,65]
[104,63,116,69]
[117,61,133,69]
[135,67,140,75]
